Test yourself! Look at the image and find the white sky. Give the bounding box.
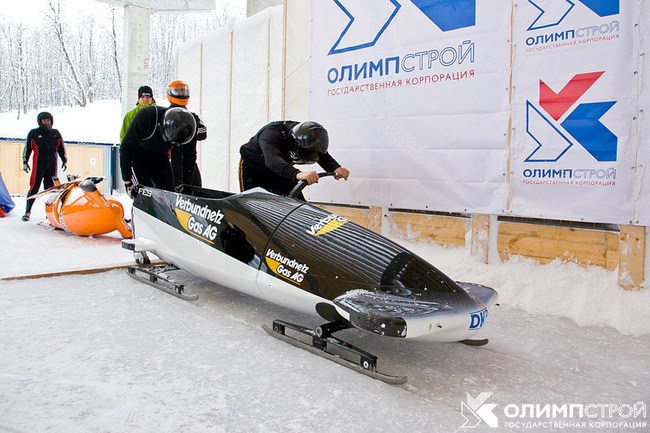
[0,0,246,25]
[1,0,113,24]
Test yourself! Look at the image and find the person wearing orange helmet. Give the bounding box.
[166,80,207,188]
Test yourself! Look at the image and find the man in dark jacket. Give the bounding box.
[165,80,207,188]
[239,121,349,198]
[22,111,67,221]
[120,105,197,196]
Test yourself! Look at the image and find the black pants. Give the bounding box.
[132,153,174,192]
[171,146,202,188]
[238,158,304,200]
[25,160,57,213]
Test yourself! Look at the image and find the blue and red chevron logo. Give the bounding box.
[525,71,618,162]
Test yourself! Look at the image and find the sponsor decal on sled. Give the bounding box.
[307,213,348,236]
[265,249,310,285]
[174,196,224,244]
[469,308,488,330]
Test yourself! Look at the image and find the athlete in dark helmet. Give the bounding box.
[165,80,207,189]
[120,105,198,196]
[22,111,67,221]
[239,120,349,199]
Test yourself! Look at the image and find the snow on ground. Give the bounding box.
[0,196,648,433]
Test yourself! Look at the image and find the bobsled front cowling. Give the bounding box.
[264,204,498,341]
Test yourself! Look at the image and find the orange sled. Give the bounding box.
[31,175,132,238]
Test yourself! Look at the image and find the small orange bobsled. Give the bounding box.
[32,175,132,238]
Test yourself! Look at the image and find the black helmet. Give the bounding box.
[161,107,196,145]
[37,112,53,131]
[289,121,329,164]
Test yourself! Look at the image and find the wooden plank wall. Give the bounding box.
[314,203,645,291]
[497,221,619,271]
[388,211,468,247]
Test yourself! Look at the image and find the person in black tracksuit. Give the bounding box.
[165,80,208,189]
[171,112,207,188]
[22,112,67,221]
[120,105,198,196]
[239,121,350,199]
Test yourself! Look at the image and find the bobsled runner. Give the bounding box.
[31,175,132,238]
[123,173,498,384]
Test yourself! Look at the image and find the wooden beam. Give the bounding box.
[471,214,490,264]
[618,225,645,290]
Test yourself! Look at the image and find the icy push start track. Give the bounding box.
[0,198,648,432]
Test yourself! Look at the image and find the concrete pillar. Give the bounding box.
[121,4,151,117]
[247,0,282,17]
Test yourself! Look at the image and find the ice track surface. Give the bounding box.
[1,197,648,433]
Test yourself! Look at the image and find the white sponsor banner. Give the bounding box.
[308,0,511,214]
[510,0,638,224]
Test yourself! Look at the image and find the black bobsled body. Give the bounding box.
[127,184,498,342]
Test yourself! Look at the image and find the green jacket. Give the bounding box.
[120,100,156,143]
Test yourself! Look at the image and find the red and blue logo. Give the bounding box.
[525,71,618,162]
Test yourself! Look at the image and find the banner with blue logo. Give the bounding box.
[308,0,512,214]
[509,0,639,224]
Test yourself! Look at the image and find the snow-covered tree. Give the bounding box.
[0,1,238,116]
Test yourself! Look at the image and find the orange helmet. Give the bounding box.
[166,80,190,106]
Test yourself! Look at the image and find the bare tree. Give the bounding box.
[45,0,88,107]
[110,7,123,101]
[0,1,237,114]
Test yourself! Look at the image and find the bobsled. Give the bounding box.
[123,173,498,383]
[31,175,132,238]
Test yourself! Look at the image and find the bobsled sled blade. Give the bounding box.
[126,265,198,301]
[262,321,408,386]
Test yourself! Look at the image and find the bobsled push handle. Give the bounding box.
[289,172,336,199]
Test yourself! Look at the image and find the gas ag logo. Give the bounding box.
[461,392,498,428]
[525,71,617,162]
[527,0,620,31]
[265,249,310,285]
[329,0,476,55]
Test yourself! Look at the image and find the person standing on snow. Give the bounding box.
[239,121,349,199]
[22,111,67,221]
[120,104,198,196]
[120,85,156,143]
[165,80,207,189]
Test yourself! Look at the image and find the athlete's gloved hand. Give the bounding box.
[124,181,136,199]
[23,163,30,173]
[61,162,67,172]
